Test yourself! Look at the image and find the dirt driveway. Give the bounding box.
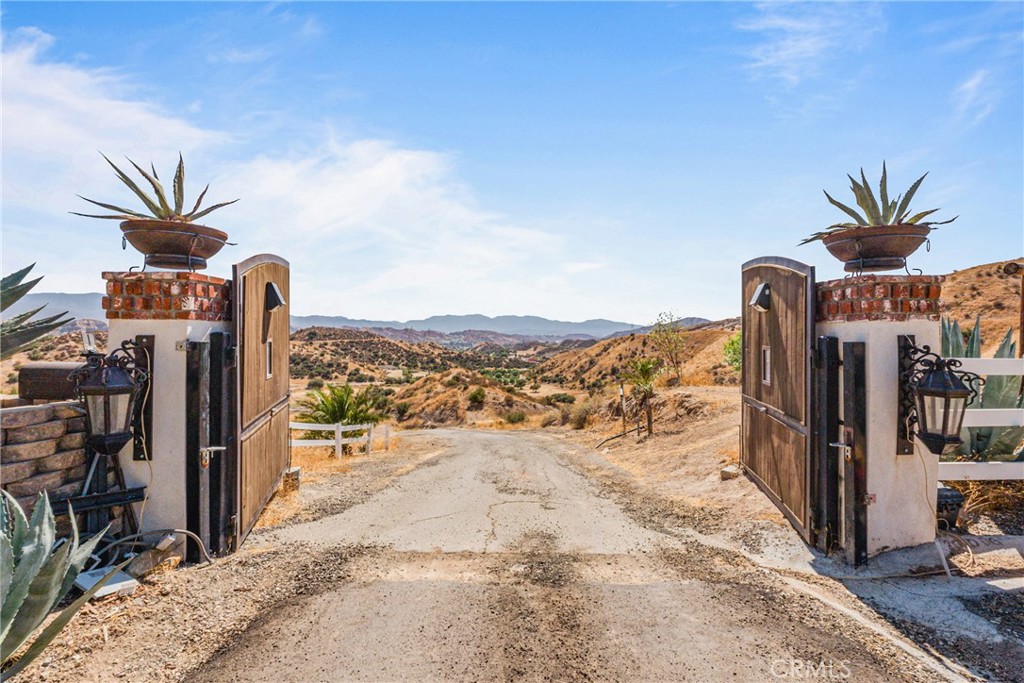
[192,430,959,683]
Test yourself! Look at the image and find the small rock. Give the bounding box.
[720,464,741,480]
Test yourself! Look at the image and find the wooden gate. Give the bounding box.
[740,257,816,542]
[234,254,291,544]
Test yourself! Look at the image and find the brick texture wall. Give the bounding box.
[102,271,232,322]
[816,275,943,323]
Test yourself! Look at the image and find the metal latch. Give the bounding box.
[199,446,227,468]
[829,441,852,462]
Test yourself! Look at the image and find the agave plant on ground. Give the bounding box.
[1,492,124,681]
[1,265,72,361]
[941,316,1024,460]
[801,162,958,245]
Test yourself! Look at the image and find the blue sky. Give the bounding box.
[2,2,1021,323]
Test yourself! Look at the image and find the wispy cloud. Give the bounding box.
[737,2,885,87]
[952,69,998,128]
[207,47,272,65]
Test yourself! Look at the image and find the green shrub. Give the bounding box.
[723,333,742,372]
[394,401,411,421]
[467,386,486,408]
[545,392,576,405]
[306,378,325,390]
[505,410,527,424]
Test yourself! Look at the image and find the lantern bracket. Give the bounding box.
[898,340,984,456]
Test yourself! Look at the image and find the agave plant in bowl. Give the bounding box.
[72,153,238,270]
[801,163,957,273]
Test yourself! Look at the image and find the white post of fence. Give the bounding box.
[334,423,342,458]
[384,425,390,451]
[366,425,374,454]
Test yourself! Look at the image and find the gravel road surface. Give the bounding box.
[194,430,960,683]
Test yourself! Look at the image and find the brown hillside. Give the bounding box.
[289,326,531,381]
[536,327,739,391]
[391,369,549,428]
[942,259,1022,355]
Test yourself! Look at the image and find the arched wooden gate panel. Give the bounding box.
[740,257,815,542]
[233,254,291,545]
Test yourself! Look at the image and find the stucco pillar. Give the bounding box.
[101,271,232,534]
[816,275,943,556]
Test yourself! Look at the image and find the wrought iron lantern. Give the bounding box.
[903,344,982,456]
[70,342,147,455]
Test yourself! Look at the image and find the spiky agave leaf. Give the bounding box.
[1,560,130,681]
[173,154,186,215]
[97,153,164,218]
[880,162,890,222]
[72,195,151,219]
[1,265,43,314]
[894,172,928,223]
[125,157,172,218]
[0,495,54,643]
[822,190,867,226]
[187,198,240,222]
[859,168,882,225]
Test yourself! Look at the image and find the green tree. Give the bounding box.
[648,312,688,384]
[624,357,661,436]
[723,332,742,372]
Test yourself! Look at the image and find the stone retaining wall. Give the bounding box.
[1,401,92,513]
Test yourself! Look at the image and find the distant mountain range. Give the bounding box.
[7,292,711,342]
[4,293,104,324]
[289,314,643,339]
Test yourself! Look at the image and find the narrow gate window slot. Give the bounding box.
[761,345,771,385]
[265,339,273,379]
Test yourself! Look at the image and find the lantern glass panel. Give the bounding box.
[920,392,946,437]
[109,392,132,433]
[85,394,106,435]
[946,395,967,438]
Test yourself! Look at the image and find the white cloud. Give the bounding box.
[737,3,884,87]
[206,47,272,65]
[952,69,997,128]
[0,26,223,212]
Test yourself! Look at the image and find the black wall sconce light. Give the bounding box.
[899,340,983,456]
[749,282,771,312]
[265,282,286,312]
[70,341,148,456]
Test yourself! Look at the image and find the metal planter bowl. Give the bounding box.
[120,219,230,271]
[821,224,931,273]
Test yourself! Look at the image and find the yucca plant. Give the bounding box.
[71,153,238,223]
[941,316,1024,460]
[1,265,72,360]
[1,492,123,680]
[623,357,662,436]
[801,162,958,244]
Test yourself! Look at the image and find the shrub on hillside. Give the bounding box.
[505,410,527,424]
[467,386,486,408]
[723,333,741,372]
[569,401,596,430]
[394,401,411,421]
[307,378,325,390]
[540,411,559,428]
[544,392,576,405]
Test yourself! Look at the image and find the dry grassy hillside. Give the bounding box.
[942,259,1022,355]
[1,331,107,394]
[536,327,739,391]
[391,369,549,428]
[289,326,530,382]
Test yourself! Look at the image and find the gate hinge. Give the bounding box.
[862,493,876,506]
[223,345,237,364]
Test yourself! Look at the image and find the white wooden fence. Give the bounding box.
[938,356,1024,481]
[289,421,389,457]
